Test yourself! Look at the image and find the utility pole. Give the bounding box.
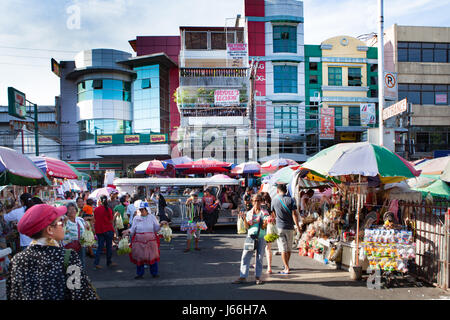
[33,104,39,156]
[378,0,385,146]
[248,58,259,161]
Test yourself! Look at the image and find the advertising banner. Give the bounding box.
[227,43,248,67]
[124,135,140,144]
[320,108,335,140]
[8,87,27,119]
[360,103,376,126]
[97,135,113,144]
[214,89,240,106]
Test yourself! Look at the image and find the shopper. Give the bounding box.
[243,187,253,211]
[150,190,170,223]
[6,204,98,300]
[76,197,85,217]
[271,184,301,274]
[184,191,203,252]
[122,201,161,279]
[233,193,269,285]
[113,195,127,239]
[127,194,139,226]
[63,202,87,269]
[261,192,275,274]
[202,189,220,233]
[3,193,35,251]
[93,195,117,270]
[108,190,120,211]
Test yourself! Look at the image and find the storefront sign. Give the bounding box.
[7,87,27,119]
[124,135,140,143]
[227,43,248,67]
[150,134,167,143]
[435,93,447,104]
[51,58,61,77]
[360,103,376,126]
[214,89,240,106]
[97,135,113,144]
[320,108,335,140]
[383,98,407,120]
[340,132,357,141]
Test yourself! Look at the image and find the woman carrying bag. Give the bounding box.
[233,193,269,285]
[63,202,86,269]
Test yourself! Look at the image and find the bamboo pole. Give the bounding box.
[355,174,361,267]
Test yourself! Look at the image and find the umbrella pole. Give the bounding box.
[355,174,361,267]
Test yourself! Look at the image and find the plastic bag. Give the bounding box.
[117,237,131,255]
[158,224,173,242]
[264,222,279,243]
[237,217,247,234]
[115,214,124,230]
[80,228,96,247]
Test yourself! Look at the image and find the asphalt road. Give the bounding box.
[85,227,450,300]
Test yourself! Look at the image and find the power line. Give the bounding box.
[0,45,78,53]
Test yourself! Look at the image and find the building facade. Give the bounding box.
[382,25,450,159]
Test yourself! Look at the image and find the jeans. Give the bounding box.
[94,230,114,266]
[137,262,158,276]
[239,237,266,279]
[79,246,86,269]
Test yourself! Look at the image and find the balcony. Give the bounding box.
[179,67,248,87]
[181,106,247,118]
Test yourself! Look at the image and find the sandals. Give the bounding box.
[232,278,246,284]
[266,270,272,274]
[278,270,290,274]
[255,278,264,285]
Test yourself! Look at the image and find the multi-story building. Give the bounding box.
[244,0,307,161]
[380,25,450,159]
[304,36,379,153]
[175,25,251,163]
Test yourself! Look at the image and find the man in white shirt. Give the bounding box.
[127,194,139,226]
[3,193,34,250]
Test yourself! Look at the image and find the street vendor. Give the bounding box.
[202,189,220,233]
[122,201,162,279]
[300,189,315,216]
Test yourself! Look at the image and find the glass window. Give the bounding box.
[398,48,408,62]
[409,42,421,48]
[370,64,378,72]
[274,65,297,93]
[185,32,207,49]
[422,43,434,49]
[211,32,226,50]
[309,75,318,84]
[348,67,362,86]
[142,78,151,89]
[92,79,103,89]
[328,67,342,86]
[334,107,342,126]
[309,62,318,71]
[409,49,421,62]
[370,89,378,97]
[407,91,421,104]
[421,91,434,104]
[370,76,377,85]
[422,49,433,62]
[434,49,447,62]
[435,92,448,105]
[273,26,297,53]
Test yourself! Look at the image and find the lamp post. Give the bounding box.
[378,0,385,146]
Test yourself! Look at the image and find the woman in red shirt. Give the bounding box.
[93,195,117,270]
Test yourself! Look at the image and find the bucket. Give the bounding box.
[349,266,362,281]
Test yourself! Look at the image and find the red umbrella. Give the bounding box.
[175,158,232,174]
[31,156,79,180]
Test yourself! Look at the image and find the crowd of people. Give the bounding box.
[0,181,321,299]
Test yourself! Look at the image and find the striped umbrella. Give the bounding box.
[231,161,261,174]
[135,160,170,175]
[31,156,80,180]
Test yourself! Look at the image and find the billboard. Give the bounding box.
[360,103,376,126]
[227,43,248,67]
[320,108,335,140]
[214,89,240,106]
[7,87,27,119]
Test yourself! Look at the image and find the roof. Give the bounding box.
[65,67,136,80]
[117,52,178,69]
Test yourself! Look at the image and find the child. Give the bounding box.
[184,191,203,252]
[82,198,95,258]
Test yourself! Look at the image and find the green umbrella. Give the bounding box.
[441,161,450,183]
[413,179,450,200]
[65,162,91,181]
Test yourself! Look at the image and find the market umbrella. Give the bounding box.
[175,158,232,174]
[441,161,450,183]
[412,179,450,199]
[89,187,116,200]
[134,160,171,175]
[414,156,450,175]
[302,142,421,184]
[163,156,193,166]
[0,147,51,186]
[65,162,90,181]
[31,156,80,180]
[231,161,261,174]
[267,165,299,185]
[209,174,233,180]
[261,158,298,174]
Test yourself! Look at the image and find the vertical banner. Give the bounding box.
[320,108,335,140]
[360,103,376,126]
[227,43,248,67]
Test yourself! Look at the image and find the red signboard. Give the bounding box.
[320,108,335,140]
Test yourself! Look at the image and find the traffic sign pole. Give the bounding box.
[378,0,384,146]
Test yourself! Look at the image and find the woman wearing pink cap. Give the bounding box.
[6,204,98,300]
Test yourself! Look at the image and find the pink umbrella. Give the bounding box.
[176,158,232,174]
[261,158,298,173]
[210,174,233,180]
[89,187,116,200]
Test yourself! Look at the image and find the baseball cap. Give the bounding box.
[138,201,149,209]
[18,204,67,237]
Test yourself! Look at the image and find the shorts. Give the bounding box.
[276,229,294,253]
[187,229,201,240]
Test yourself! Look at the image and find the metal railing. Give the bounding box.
[180,68,248,78]
[181,107,247,117]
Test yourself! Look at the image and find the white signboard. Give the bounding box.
[214,89,240,106]
[384,71,398,100]
[383,98,407,121]
[227,43,248,67]
[360,103,376,126]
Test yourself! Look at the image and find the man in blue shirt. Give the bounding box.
[271,184,301,274]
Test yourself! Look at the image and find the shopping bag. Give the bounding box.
[264,222,279,243]
[117,237,131,255]
[80,228,96,247]
[115,214,124,229]
[158,224,173,242]
[237,217,247,234]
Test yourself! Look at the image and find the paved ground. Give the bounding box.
[85,227,450,300]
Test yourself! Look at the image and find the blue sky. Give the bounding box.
[0,0,449,105]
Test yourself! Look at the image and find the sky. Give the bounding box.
[0,0,449,106]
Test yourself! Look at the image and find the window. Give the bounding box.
[328,67,342,86]
[370,64,378,72]
[141,78,151,89]
[273,105,298,133]
[370,89,378,97]
[185,32,207,49]
[309,75,318,84]
[92,79,103,89]
[348,107,361,126]
[273,26,297,53]
[348,68,362,86]
[398,83,449,105]
[274,65,298,93]
[211,32,226,50]
[309,62,318,71]
[334,107,342,126]
[397,42,450,63]
[370,76,378,85]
